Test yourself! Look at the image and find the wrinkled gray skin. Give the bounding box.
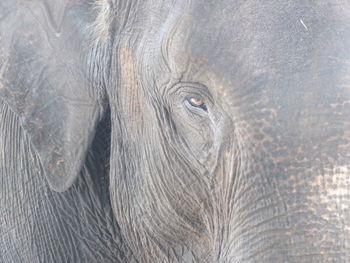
[1,0,350,262]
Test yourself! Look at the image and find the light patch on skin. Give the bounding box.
[299,164,350,256]
[119,46,143,134]
[0,82,4,89]
[323,165,350,199]
[330,100,350,108]
[321,165,350,255]
[306,165,350,217]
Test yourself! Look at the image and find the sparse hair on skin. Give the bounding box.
[92,0,115,42]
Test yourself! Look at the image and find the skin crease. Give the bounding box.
[0,0,350,262]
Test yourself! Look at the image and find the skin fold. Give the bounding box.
[1,0,350,262]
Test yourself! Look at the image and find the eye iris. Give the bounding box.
[188,97,208,111]
[190,97,204,106]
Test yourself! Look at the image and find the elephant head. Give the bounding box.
[1,0,350,262]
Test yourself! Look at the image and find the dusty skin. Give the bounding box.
[1,0,350,262]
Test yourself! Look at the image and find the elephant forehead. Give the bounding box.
[167,1,350,82]
[166,2,265,80]
[165,1,350,114]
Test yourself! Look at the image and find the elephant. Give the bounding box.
[1,0,350,262]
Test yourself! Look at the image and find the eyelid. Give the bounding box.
[169,82,214,104]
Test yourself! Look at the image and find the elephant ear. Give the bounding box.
[0,1,104,192]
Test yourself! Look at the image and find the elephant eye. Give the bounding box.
[187,96,208,112]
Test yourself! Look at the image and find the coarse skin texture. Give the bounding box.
[1,0,350,262]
